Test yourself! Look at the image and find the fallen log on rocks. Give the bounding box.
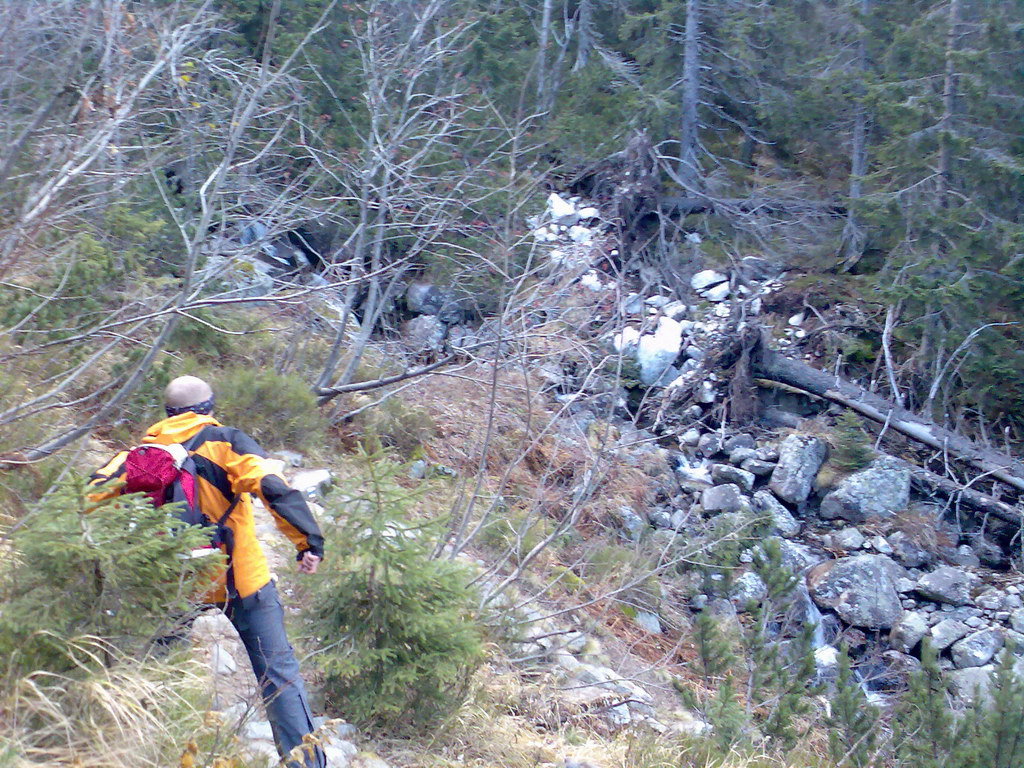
[751,348,1024,525]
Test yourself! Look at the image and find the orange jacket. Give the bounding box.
[90,412,323,602]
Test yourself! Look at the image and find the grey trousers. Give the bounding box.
[225,581,326,768]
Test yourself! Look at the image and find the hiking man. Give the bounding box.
[90,375,326,768]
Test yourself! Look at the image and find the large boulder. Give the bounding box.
[915,566,978,606]
[769,435,828,504]
[807,554,906,629]
[819,456,911,523]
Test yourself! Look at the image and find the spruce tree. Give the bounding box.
[827,647,879,768]
[892,640,954,768]
[306,447,484,731]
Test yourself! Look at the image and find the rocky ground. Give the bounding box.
[211,191,1024,765]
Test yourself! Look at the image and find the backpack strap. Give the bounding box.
[179,426,244,599]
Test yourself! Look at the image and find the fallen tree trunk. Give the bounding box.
[909,466,1022,527]
[661,196,847,218]
[752,347,1024,503]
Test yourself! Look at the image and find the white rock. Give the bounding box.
[579,270,604,291]
[703,282,731,302]
[568,225,593,244]
[547,192,578,224]
[788,312,806,327]
[613,326,641,353]
[697,381,716,403]
[637,317,683,386]
[622,293,643,314]
[662,301,689,320]
[645,295,672,307]
[691,270,728,292]
[533,226,558,243]
[713,303,731,317]
[578,206,600,219]
[291,469,333,499]
[686,232,702,244]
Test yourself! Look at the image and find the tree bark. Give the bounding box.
[678,0,701,190]
[840,0,870,271]
[573,0,592,72]
[937,0,960,207]
[752,347,1024,496]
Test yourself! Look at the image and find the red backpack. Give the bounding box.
[122,443,204,526]
[121,442,240,557]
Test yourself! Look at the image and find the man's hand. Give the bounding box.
[297,551,321,574]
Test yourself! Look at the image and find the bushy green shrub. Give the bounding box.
[210,367,326,452]
[830,411,875,472]
[306,450,484,731]
[0,479,214,678]
[353,396,436,459]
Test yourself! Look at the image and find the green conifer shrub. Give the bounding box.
[891,640,954,768]
[739,539,820,751]
[830,411,875,472]
[306,449,484,732]
[827,646,879,768]
[0,479,213,678]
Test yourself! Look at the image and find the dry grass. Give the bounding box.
[0,637,245,768]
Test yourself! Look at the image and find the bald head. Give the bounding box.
[164,375,214,411]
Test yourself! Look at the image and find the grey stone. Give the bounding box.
[728,447,758,465]
[408,459,428,479]
[698,433,726,457]
[947,665,996,706]
[807,554,906,629]
[776,538,830,573]
[966,616,984,629]
[680,428,702,446]
[875,650,922,692]
[741,458,776,476]
[613,506,646,541]
[975,588,1008,612]
[635,611,663,634]
[832,527,866,551]
[756,447,780,462]
[730,571,768,609]
[648,509,673,529]
[723,434,756,452]
[890,611,929,653]
[930,619,971,650]
[1011,608,1024,633]
[753,490,800,537]
[916,567,978,606]
[972,536,1007,568]
[887,531,934,568]
[210,642,237,675]
[702,484,747,514]
[275,449,305,467]
[769,435,828,504]
[403,314,447,352]
[819,456,911,523]
[691,270,728,291]
[869,535,894,555]
[291,469,334,499]
[953,545,981,568]
[711,464,755,492]
[951,628,1004,669]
